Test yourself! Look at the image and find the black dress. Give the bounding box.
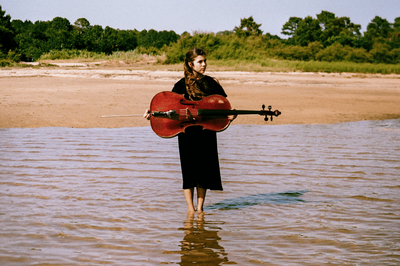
[172,76,227,190]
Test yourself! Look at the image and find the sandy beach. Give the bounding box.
[1,65,400,128]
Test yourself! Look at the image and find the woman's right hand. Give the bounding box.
[228,109,237,122]
[143,109,151,120]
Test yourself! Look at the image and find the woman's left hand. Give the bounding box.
[143,109,151,120]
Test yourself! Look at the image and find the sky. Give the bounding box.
[2,0,399,37]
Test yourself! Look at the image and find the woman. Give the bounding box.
[145,47,235,213]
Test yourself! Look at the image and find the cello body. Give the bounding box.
[150,91,231,138]
[149,91,281,138]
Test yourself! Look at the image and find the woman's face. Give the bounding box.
[190,55,207,75]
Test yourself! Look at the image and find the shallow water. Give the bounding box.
[1,120,399,265]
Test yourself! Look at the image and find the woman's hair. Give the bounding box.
[184,47,209,101]
[184,47,206,76]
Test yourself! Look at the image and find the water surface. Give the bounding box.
[1,120,399,265]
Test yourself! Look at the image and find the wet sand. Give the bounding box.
[1,67,400,128]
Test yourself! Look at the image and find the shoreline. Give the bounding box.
[1,67,400,128]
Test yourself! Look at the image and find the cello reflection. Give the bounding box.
[177,213,233,265]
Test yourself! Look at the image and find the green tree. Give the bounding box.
[0,5,16,54]
[389,17,400,49]
[12,19,50,60]
[316,10,335,27]
[282,11,364,48]
[71,18,90,49]
[115,30,138,51]
[74,18,90,30]
[317,11,361,47]
[281,17,302,38]
[293,16,321,46]
[394,17,400,30]
[363,16,392,51]
[137,29,179,49]
[102,26,138,53]
[46,17,73,50]
[103,26,118,53]
[234,16,263,37]
[156,30,179,49]
[84,25,105,52]
[365,16,391,41]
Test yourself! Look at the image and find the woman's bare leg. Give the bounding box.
[196,185,207,213]
[184,188,195,213]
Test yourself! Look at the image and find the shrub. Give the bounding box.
[345,48,372,63]
[39,49,103,60]
[0,50,21,66]
[315,43,350,62]
[369,43,391,64]
[307,41,324,56]
[389,48,400,64]
[0,59,11,67]
[274,45,313,61]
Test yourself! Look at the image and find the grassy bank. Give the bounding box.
[38,49,166,64]
[6,49,400,74]
[210,58,400,74]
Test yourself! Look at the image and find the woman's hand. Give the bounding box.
[143,109,151,120]
[228,109,237,122]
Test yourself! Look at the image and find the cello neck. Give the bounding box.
[197,109,277,117]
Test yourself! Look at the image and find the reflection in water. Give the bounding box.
[205,190,307,210]
[178,213,232,265]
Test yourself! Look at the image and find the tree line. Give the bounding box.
[1,5,399,65]
[164,12,400,64]
[0,5,179,61]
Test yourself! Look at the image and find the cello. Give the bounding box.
[149,91,281,138]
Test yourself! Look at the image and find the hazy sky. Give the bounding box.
[2,0,399,37]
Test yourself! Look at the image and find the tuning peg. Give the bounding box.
[262,104,265,110]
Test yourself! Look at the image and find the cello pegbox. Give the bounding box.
[268,105,273,121]
[262,104,268,121]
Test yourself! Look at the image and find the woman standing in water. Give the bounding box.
[145,47,235,213]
